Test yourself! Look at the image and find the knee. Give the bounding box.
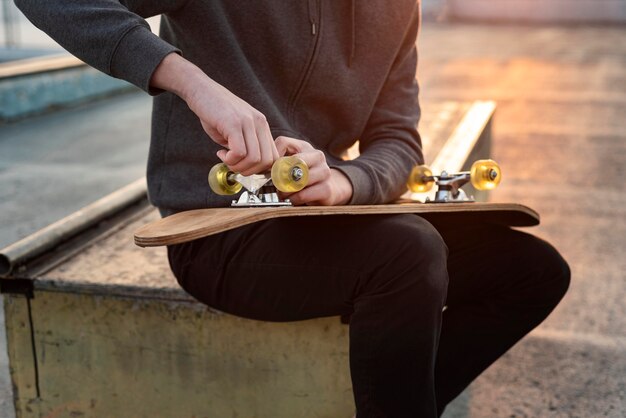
[389,215,448,261]
[410,219,449,297]
[543,243,571,305]
[373,215,449,301]
[520,234,571,308]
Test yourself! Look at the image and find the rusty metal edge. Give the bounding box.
[0,178,147,277]
[0,54,85,79]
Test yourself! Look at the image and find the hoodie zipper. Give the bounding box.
[310,3,317,35]
[289,0,322,124]
[308,0,317,36]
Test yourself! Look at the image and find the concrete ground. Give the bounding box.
[1,20,625,418]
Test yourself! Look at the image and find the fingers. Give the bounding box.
[284,182,333,206]
[265,127,280,162]
[275,136,314,157]
[277,149,331,204]
[217,127,247,167]
[227,122,260,175]
[187,80,277,174]
[218,114,278,175]
[258,122,279,169]
[297,150,330,186]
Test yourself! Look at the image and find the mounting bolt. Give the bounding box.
[291,167,304,181]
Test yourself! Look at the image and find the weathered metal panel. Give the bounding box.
[4,295,38,417]
[10,290,352,418]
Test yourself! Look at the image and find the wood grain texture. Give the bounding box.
[134,202,539,247]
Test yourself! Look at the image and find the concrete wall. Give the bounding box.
[4,290,354,418]
[447,0,626,23]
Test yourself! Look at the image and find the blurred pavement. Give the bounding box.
[419,23,626,418]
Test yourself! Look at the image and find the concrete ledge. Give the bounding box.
[0,54,134,122]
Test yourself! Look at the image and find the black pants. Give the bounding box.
[167,214,570,417]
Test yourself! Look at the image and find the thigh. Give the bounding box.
[168,214,445,322]
[434,222,568,308]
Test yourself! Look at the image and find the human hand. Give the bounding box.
[151,53,278,175]
[274,136,353,206]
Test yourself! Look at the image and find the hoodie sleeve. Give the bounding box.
[331,7,423,205]
[14,0,187,95]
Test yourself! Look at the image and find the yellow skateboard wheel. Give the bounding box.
[407,165,435,193]
[470,159,501,190]
[208,163,243,195]
[271,156,309,193]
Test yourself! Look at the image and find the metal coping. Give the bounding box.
[408,100,496,201]
[0,178,147,277]
[0,54,85,80]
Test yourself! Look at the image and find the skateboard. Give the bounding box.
[134,159,539,247]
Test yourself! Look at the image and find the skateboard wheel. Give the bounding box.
[208,163,243,195]
[470,159,502,190]
[407,165,435,193]
[271,156,309,193]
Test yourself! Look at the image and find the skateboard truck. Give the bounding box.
[407,159,502,203]
[208,156,309,207]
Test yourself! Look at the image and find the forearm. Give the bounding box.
[152,53,280,176]
[150,53,207,101]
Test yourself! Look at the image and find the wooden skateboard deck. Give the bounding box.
[134,202,539,247]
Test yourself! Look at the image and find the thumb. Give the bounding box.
[203,122,229,147]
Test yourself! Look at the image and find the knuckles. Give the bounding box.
[227,149,246,161]
[253,113,267,125]
[261,157,273,168]
[274,136,286,147]
[320,165,331,179]
[247,155,262,165]
[314,149,325,159]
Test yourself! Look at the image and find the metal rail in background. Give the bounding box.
[0,53,132,122]
[0,54,84,79]
[0,178,147,277]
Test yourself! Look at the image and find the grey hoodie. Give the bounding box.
[16,0,423,211]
